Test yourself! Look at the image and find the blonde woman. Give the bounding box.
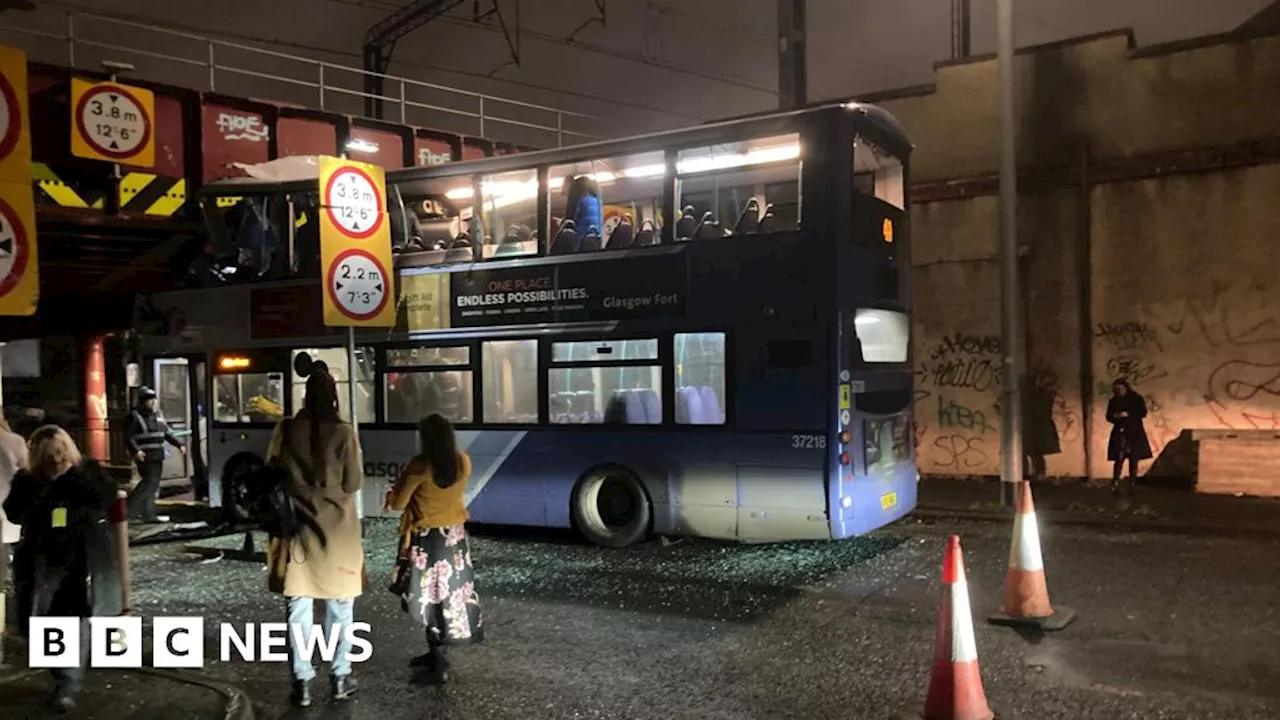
[3,425,115,713]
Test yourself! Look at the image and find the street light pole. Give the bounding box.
[998,0,1023,506]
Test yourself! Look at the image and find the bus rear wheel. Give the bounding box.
[572,467,651,548]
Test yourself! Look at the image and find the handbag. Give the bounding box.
[248,419,302,540]
[388,527,413,596]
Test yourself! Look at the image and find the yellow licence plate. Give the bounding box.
[880,492,898,510]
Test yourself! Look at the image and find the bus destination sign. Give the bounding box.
[450,252,685,327]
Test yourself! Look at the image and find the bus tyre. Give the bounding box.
[572,467,651,548]
[221,454,263,524]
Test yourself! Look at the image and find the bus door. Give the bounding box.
[153,358,192,484]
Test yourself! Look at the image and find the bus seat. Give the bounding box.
[675,386,692,424]
[550,219,579,255]
[675,205,697,241]
[733,199,761,235]
[633,220,657,247]
[684,386,708,424]
[698,386,723,424]
[579,226,602,253]
[694,211,722,240]
[416,217,454,250]
[605,394,632,424]
[640,389,662,424]
[758,204,777,233]
[606,217,635,250]
[622,391,647,424]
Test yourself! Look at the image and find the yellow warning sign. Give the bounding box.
[70,77,156,167]
[0,46,31,184]
[318,156,395,327]
[839,383,851,410]
[0,180,39,316]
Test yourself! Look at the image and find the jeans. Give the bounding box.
[51,618,91,695]
[286,597,354,682]
[128,460,164,520]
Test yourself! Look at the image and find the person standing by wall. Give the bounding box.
[4,425,116,713]
[125,387,186,523]
[1105,378,1152,496]
[267,371,365,707]
[0,415,29,650]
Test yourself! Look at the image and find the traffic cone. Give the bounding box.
[916,535,994,720]
[988,481,1076,630]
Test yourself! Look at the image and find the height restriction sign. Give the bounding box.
[70,78,155,168]
[318,156,395,327]
[0,181,39,316]
[0,45,31,184]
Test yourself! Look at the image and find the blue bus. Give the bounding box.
[137,101,916,546]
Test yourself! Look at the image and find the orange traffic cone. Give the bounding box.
[988,481,1076,630]
[918,535,994,720]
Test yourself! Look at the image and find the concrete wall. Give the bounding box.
[877,31,1280,480]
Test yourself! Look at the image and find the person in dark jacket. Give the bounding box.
[126,387,185,523]
[4,425,116,713]
[1105,378,1152,496]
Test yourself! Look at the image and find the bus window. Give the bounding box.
[548,339,661,425]
[290,347,375,423]
[549,151,665,253]
[214,372,284,424]
[674,332,726,425]
[481,340,538,423]
[675,132,801,240]
[387,345,470,368]
[866,415,911,472]
[853,309,909,363]
[479,169,539,260]
[853,139,904,210]
[384,344,474,424]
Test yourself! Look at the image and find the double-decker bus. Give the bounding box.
[136,101,916,546]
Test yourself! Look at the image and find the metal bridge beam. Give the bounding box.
[362,0,468,119]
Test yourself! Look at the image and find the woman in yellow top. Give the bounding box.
[384,413,484,682]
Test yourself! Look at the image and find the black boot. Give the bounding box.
[47,692,75,714]
[332,674,358,701]
[289,679,311,707]
[1110,478,1120,496]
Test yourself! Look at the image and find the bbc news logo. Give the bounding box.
[29,617,374,668]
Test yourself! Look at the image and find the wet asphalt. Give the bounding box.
[10,515,1280,719]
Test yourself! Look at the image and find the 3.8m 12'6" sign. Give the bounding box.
[450,251,686,327]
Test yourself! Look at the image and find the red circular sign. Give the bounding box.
[0,196,31,298]
[74,84,152,160]
[323,166,385,240]
[326,248,390,321]
[0,72,20,163]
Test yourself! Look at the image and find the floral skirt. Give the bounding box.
[401,525,483,645]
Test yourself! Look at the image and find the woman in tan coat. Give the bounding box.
[266,371,364,707]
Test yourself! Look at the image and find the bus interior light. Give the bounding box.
[219,356,251,371]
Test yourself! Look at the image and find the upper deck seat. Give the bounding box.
[633,220,657,247]
[494,223,533,258]
[675,205,697,241]
[578,225,602,253]
[733,198,761,235]
[622,391,648,424]
[693,211,722,240]
[605,216,635,250]
[549,219,579,255]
